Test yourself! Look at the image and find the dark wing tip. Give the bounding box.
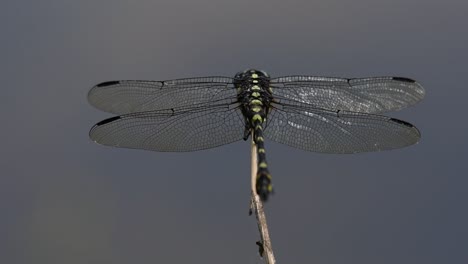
[389,117,421,139]
[88,81,122,112]
[389,118,421,145]
[95,116,121,126]
[392,77,416,83]
[89,116,122,141]
[96,81,120,87]
[389,117,414,128]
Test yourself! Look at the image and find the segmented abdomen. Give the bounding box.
[252,116,273,201]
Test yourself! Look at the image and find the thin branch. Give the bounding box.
[250,137,276,264]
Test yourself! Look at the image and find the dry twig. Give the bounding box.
[250,137,276,264]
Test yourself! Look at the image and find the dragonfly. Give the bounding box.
[88,69,425,201]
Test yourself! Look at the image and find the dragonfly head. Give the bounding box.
[234,69,270,80]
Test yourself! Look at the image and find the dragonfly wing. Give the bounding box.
[270,76,425,114]
[88,77,235,115]
[264,103,421,154]
[89,104,245,152]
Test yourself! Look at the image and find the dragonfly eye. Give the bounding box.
[259,70,270,78]
[235,69,255,80]
[239,69,270,79]
[234,69,249,78]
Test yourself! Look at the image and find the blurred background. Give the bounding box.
[2,0,467,263]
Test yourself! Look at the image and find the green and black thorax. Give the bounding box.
[234,69,273,135]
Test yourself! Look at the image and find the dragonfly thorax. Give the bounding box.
[234,69,273,127]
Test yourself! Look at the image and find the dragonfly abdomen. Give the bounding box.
[253,118,273,201]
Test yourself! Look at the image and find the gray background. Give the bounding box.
[2,0,467,263]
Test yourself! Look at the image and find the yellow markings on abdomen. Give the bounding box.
[259,162,268,168]
[252,92,260,97]
[252,106,262,113]
[258,148,265,153]
[251,85,261,91]
[251,73,259,78]
[252,114,263,122]
[250,99,262,106]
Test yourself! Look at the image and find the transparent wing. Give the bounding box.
[270,76,425,114]
[264,103,421,154]
[88,77,235,115]
[89,104,246,152]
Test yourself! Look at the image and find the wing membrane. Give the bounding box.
[89,104,245,152]
[88,77,235,115]
[270,76,425,114]
[264,103,421,153]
